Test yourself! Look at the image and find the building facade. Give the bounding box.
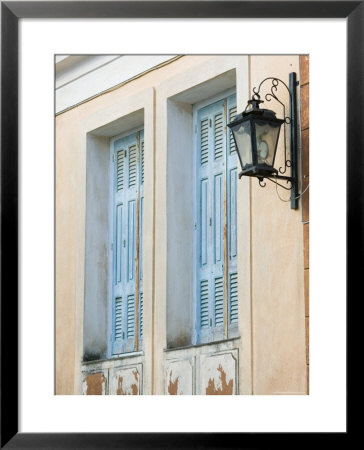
[56,55,309,395]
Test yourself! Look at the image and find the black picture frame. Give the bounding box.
[1,1,358,448]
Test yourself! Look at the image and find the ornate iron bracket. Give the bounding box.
[241,174,293,191]
[251,73,299,209]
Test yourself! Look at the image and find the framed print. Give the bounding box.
[1,1,359,447]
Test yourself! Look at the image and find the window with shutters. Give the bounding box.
[111,130,144,355]
[196,94,238,344]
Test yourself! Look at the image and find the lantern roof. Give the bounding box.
[227,98,285,128]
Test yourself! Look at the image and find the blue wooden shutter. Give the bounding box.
[114,297,123,341]
[227,94,239,330]
[197,99,226,343]
[197,94,238,343]
[112,130,143,354]
[139,132,144,340]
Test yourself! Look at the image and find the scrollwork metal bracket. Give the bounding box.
[252,73,299,209]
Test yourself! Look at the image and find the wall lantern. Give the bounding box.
[228,72,299,209]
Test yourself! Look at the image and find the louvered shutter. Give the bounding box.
[114,297,123,341]
[227,94,239,330]
[200,280,209,329]
[112,130,144,355]
[139,131,144,340]
[197,94,238,343]
[197,99,226,342]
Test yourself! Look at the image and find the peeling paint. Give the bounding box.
[116,376,125,395]
[205,364,233,395]
[85,372,105,395]
[131,382,138,395]
[116,375,139,395]
[168,370,179,395]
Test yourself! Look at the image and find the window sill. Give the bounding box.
[164,336,240,353]
[81,350,144,366]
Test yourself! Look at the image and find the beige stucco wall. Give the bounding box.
[250,56,306,394]
[56,55,307,395]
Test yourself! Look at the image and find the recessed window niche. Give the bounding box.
[83,109,144,362]
[166,70,236,349]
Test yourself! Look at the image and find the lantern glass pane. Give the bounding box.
[232,121,252,168]
[255,121,281,166]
